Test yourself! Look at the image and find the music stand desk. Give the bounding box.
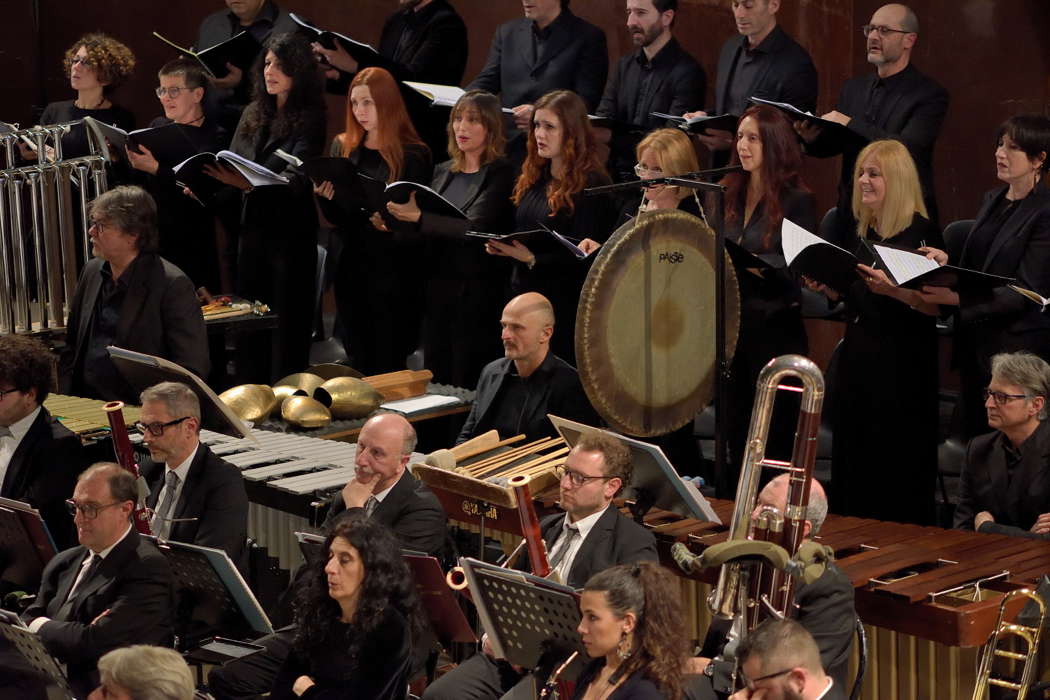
[0,615,73,699]
[0,498,56,591]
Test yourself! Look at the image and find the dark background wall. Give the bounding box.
[2,0,1047,225]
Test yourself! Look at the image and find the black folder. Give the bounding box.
[651,111,739,134]
[865,240,1014,291]
[290,13,396,73]
[153,31,261,78]
[750,97,868,151]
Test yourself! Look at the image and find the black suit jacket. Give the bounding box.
[1,407,82,551]
[22,529,174,696]
[713,25,818,116]
[59,253,210,402]
[142,443,249,573]
[540,506,657,589]
[456,352,599,445]
[468,9,608,111]
[324,469,447,557]
[795,561,855,691]
[954,420,1050,539]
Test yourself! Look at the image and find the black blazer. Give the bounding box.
[59,253,210,402]
[794,561,855,691]
[598,38,706,130]
[22,529,174,696]
[142,443,249,573]
[540,506,657,590]
[468,9,608,111]
[324,469,447,557]
[1,408,82,551]
[954,420,1050,539]
[456,353,599,445]
[713,25,818,115]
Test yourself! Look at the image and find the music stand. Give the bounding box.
[459,557,582,669]
[404,553,477,645]
[549,416,721,523]
[0,613,73,699]
[0,497,56,591]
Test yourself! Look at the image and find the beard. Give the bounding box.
[400,0,423,8]
[630,23,662,48]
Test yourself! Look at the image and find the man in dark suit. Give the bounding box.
[955,352,1050,538]
[595,0,707,178]
[729,619,846,700]
[467,0,607,156]
[799,3,948,242]
[456,292,598,445]
[22,463,174,698]
[0,335,82,550]
[137,381,249,572]
[685,0,817,160]
[59,186,209,403]
[423,432,657,700]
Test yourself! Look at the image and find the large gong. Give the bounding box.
[575,208,740,437]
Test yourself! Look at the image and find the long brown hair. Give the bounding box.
[338,67,426,182]
[511,90,606,215]
[723,105,807,251]
[447,91,506,173]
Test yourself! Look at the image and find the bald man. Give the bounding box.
[456,292,598,444]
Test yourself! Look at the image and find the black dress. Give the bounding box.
[38,100,135,159]
[723,187,816,496]
[571,660,667,700]
[321,140,433,375]
[511,167,615,365]
[831,214,942,525]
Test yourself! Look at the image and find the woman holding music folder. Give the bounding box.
[385,90,515,388]
[919,115,1050,439]
[572,562,686,700]
[720,105,816,492]
[127,57,226,293]
[269,515,422,700]
[807,139,941,525]
[314,66,432,376]
[486,89,614,365]
[206,32,326,377]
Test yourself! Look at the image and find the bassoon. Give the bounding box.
[103,401,153,535]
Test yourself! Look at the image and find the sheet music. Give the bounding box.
[403,81,466,107]
[380,394,462,414]
[781,218,848,264]
[749,96,815,118]
[872,244,940,285]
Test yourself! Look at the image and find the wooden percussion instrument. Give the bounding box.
[44,393,141,440]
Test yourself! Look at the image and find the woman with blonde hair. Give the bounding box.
[808,138,942,524]
[627,128,702,216]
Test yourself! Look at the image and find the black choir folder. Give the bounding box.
[152,31,261,78]
[864,240,1013,290]
[650,111,739,134]
[467,223,591,260]
[290,13,395,73]
[782,218,868,295]
[749,97,868,151]
[173,150,288,202]
[82,117,202,168]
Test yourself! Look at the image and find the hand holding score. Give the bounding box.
[208,63,243,90]
[292,676,316,696]
[312,41,358,74]
[126,142,159,175]
[203,161,251,191]
[387,191,421,223]
[485,239,535,266]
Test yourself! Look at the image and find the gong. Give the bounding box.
[575,208,740,437]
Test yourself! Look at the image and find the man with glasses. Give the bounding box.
[728,619,843,700]
[423,431,656,700]
[22,463,174,698]
[797,3,948,244]
[955,352,1050,538]
[0,335,83,550]
[137,381,248,572]
[59,185,209,403]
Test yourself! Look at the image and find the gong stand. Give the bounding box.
[584,173,733,491]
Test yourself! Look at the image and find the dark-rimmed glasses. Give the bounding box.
[134,416,190,436]
[0,388,20,401]
[66,499,122,519]
[983,388,1032,406]
[861,24,912,37]
[740,667,793,689]
[553,465,614,487]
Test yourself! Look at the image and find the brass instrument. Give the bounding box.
[972,588,1046,699]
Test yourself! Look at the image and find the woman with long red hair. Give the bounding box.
[486,90,613,364]
[719,104,817,495]
[315,66,432,375]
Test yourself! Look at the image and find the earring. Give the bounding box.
[617,630,633,660]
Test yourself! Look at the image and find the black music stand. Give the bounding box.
[0,613,73,699]
[549,416,721,524]
[151,538,273,657]
[0,497,56,592]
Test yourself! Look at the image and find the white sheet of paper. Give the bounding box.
[380,394,462,414]
[872,244,940,285]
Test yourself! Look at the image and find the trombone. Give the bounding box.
[972,588,1046,699]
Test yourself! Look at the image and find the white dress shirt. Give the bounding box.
[150,444,198,534]
[549,504,610,583]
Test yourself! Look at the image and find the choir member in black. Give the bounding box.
[798,3,948,244]
[595,0,706,178]
[20,33,135,161]
[386,91,515,389]
[467,0,608,158]
[807,139,941,525]
[205,33,325,378]
[195,0,298,132]
[721,105,815,495]
[269,515,422,700]
[574,562,686,700]
[127,58,225,293]
[312,0,468,159]
[918,115,1050,439]
[620,128,703,222]
[315,67,432,375]
[684,0,816,162]
[486,90,613,365]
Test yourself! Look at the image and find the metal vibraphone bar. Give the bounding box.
[0,121,108,334]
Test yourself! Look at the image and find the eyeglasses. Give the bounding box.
[68,56,94,68]
[88,219,109,234]
[554,465,614,487]
[66,499,123,519]
[0,388,19,401]
[155,86,191,99]
[134,416,190,436]
[983,388,1033,406]
[861,24,913,37]
[740,667,793,690]
[633,163,664,177]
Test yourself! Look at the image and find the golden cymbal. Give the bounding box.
[218,384,277,423]
[281,396,332,429]
[272,372,326,417]
[314,377,383,419]
[307,363,364,380]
